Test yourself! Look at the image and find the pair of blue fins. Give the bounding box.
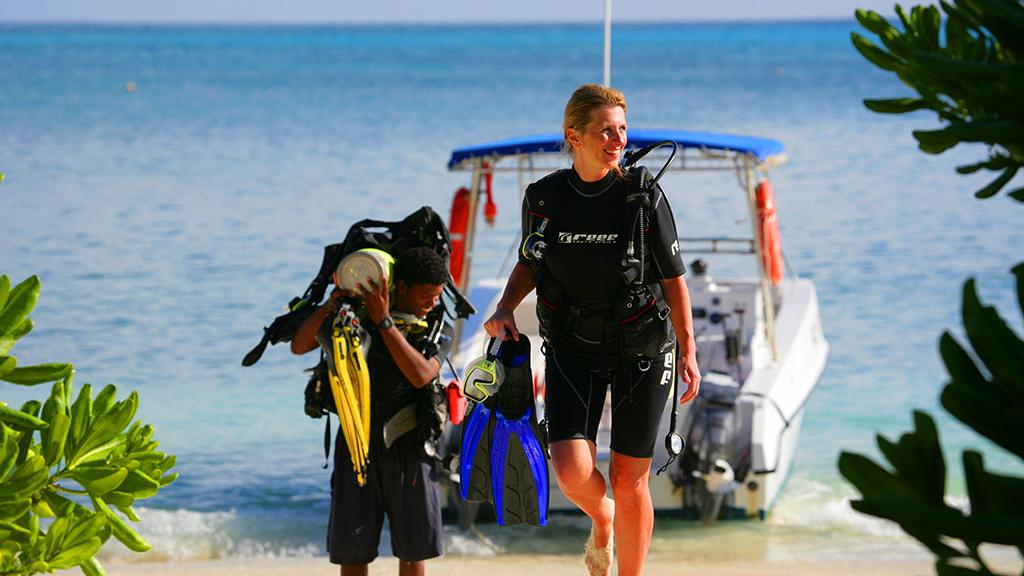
[459,334,549,526]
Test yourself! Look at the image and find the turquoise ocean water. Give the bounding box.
[1,22,1022,563]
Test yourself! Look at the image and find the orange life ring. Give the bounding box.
[449,186,471,288]
[756,179,784,285]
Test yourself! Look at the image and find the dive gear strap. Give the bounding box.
[657,341,685,476]
[382,404,418,449]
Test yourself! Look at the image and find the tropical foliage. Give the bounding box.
[838,268,1024,575]
[850,0,1024,200]
[840,2,1024,574]
[1,274,177,576]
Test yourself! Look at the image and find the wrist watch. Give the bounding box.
[377,316,394,331]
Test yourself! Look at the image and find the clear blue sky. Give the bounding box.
[1,0,897,23]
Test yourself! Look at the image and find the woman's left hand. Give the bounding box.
[356,276,389,325]
[679,348,701,404]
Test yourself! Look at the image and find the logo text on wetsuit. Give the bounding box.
[558,232,619,244]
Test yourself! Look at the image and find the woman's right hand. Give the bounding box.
[484,307,519,341]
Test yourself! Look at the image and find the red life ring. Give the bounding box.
[448,186,471,288]
[756,179,784,285]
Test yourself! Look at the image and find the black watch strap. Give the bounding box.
[377,316,394,331]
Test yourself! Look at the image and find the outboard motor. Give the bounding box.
[676,371,744,524]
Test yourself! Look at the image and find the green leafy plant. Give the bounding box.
[839,265,1024,575]
[850,0,1024,200]
[842,3,1023,573]
[1,274,178,576]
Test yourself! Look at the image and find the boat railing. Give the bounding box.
[679,237,755,255]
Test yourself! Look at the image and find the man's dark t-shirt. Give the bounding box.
[317,315,454,430]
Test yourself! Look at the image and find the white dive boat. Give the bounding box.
[444,129,830,521]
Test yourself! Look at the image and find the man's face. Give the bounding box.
[394,281,443,318]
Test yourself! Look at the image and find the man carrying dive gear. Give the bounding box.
[292,246,453,575]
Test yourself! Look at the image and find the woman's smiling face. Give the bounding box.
[567,104,627,181]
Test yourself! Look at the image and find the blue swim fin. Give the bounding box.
[460,401,493,502]
[491,403,549,526]
[458,335,549,527]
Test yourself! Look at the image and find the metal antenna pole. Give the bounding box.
[603,0,612,86]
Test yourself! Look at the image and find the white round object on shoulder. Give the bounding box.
[335,248,394,292]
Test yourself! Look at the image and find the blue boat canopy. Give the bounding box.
[448,128,785,169]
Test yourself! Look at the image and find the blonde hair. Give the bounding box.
[563,84,627,140]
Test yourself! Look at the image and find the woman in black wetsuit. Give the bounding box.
[484,84,700,576]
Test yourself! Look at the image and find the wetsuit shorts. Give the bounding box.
[328,430,443,564]
[544,344,676,459]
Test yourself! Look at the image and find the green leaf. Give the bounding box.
[67,383,93,460]
[1009,186,1024,202]
[913,121,1022,155]
[101,491,134,508]
[0,499,30,521]
[0,402,48,431]
[44,516,69,560]
[919,5,941,50]
[941,382,1024,459]
[159,472,179,487]
[31,496,54,518]
[0,276,40,337]
[0,276,9,312]
[856,8,896,35]
[963,450,990,516]
[973,165,1020,199]
[69,393,136,469]
[0,424,16,481]
[63,509,105,548]
[0,455,48,499]
[0,356,15,379]
[838,451,917,500]
[48,536,102,570]
[14,400,41,468]
[863,98,930,114]
[116,469,160,500]
[81,556,106,576]
[41,490,86,519]
[68,435,126,470]
[940,332,986,384]
[1,363,73,386]
[158,454,176,471]
[116,505,140,522]
[0,520,32,543]
[0,319,34,354]
[91,385,117,418]
[9,318,31,340]
[961,278,1024,391]
[955,154,1010,175]
[91,496,150,552]
[68,466,128,496]
[851,33,907,73]
[41,410,70,467]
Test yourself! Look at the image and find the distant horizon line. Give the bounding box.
[0,16,866,27]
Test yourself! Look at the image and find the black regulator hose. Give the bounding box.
[622,140,678,187]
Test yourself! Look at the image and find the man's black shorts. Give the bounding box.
[328,430,443,565]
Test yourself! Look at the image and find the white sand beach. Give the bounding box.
[100,554,939,576]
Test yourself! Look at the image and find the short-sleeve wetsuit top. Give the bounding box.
[519,168,685,310]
